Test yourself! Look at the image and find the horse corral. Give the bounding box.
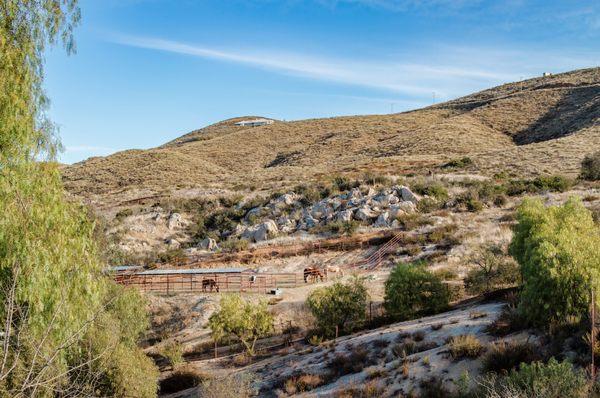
[113,267,316,294]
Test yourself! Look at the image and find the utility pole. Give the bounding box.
[432,92,436,104]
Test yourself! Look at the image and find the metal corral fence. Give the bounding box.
[113,267,304,294]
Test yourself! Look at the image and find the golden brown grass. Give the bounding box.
[62,67,600,208]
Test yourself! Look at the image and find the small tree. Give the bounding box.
[510,197,600,328]
[580,151,600,181]
[209,295,273,356]
[306,277,369,338]
[464,243,520,295]
[384,261,449,320]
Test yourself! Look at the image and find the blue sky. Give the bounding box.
[45,0,600,164]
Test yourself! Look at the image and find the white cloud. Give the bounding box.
[108,34,530,100]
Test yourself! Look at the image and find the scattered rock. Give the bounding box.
[165,238,180,249]
[167,213,182,229]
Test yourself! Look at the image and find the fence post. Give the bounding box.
[214,340,218,359]
[335,325,339,340]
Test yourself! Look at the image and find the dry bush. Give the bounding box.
[419,377,452,398]
[197,374,253,398]
[334,380,384,398]
[448,334,485,359]
[483,340,539,374]
[327,344,375,376]
[283,374,323,395]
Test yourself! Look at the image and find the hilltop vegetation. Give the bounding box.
[63,67,600,209]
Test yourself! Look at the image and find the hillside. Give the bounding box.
[62,67,600,208]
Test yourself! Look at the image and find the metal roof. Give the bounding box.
[108,265,145,272]
[137,267,250,276]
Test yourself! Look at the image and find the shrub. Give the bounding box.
[486,305,528,336]
[505,175,572,196]
[327,344,375,376]
[464,244,520,295]
[284,373,323,394]
[115,207,133,221]
[442,156,473,169]
[220,238,249,252]
[209,295,274,356]
[483,340,539,374]
[331,175,359,192]
[448,334,485,359]
[198,375,252,398]
[396,213,432,230]
[384,261,450,320]
[478,358,589,398]
[306,277,369,337]
[321,220,360,236]
[160,340,184,368]
[363,172,392,186]
[411,180,449,201]
[510,197,600,328]
[581,151,600,181]
[419,377,452,397]
[417,197,442,213]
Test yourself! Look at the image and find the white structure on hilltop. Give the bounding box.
[543,72,553,77]
[234,118,274,127]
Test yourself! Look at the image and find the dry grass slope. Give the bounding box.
[62,67,600,207]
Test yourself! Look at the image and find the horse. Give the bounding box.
[326,265,344,279]
[201,278,220,292]
[303,267,325,283]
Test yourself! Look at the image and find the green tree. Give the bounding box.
[510,197,600,328]
[209,295,274,356]
[580,151,600,181]
[384,261,449,320]
[306,277,369,337]
[0,1,158,396]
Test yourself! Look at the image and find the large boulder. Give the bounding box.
[355,205,378,221]
[199,237,218,251]
[311,201,332,219]
[398,186,420,203]
[329,197,343,211]
[374,211,390,227]
[373,193,399,207]
[298,214,318,231]
[336,209,354,223]
[254,220,279,242]
[167,213,182,229]
[389,201,417,218]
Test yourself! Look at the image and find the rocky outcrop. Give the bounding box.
[167,213,182,229]
[199,237,218,251]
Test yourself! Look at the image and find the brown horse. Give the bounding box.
[202,278,220,292]
[303,267,325,283]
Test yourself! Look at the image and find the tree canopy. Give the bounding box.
[510,197,600,328]
[209,295,274,356]
[306,277,369,337]
[384,261,449,320]
[0,1,158,396]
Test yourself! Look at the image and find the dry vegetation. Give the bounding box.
[62,68,600,209]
